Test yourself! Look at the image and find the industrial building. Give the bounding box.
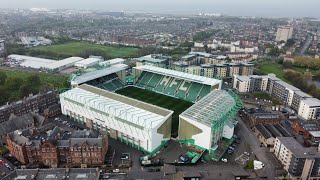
[74,57,103,69]
[178,90,242,155]
[99,58,125,66]
[6,54,84,71]
[60,84,174,153]
[135,54,171,67]
[274,137,320,179]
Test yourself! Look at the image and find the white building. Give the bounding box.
[232,75,251,93]
[298,98,320,120]
[178,90,240,154]
[60,84,173,153]
[275,26,294,42]
[44,57,84,71]
[99,58,125,66]
[75,57,103,69]
[0,40,4,51]
[194,42,205,48]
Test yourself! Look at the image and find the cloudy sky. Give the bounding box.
[1,0,319,17]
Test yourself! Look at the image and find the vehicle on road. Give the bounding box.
[112,169,120,173]
[221,158,228,162]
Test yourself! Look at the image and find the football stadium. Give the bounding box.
[60,63,242,159]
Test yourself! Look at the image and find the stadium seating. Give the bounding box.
[163,78,183,96]
[186,83,203,102]
[135,71,214,102]
[198,85,211,100]
[175,81,192,99]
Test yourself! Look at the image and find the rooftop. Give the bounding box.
[134,65,221,86]
[301,98,320,107]
[180,90,235,127]
[45,57,84,70]
[60,84,173,130]
[136,54,169,63]
[71,64,128,85]
[276,137,320,158]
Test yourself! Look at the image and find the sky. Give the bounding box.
[1,0,319,17]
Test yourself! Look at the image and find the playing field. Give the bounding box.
[116,86,194,138]
[32,42,140,59]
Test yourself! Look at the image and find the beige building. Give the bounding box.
[274,137,320,179]
[298,98,320,120]
[275,26,294,42]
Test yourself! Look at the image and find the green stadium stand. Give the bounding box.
[175,81,192,99]
[197,85,211,100]
[147,73,164,88]
[154,76,171,92]
[136,71,147,84]
[138,72,153,86]
[163,78,183,96]
[186,82,203,102]
[111,79,124,90]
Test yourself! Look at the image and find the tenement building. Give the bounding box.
[6,126,108,168]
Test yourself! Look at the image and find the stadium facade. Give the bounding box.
[178,90,242,154]
[60,63,242,158]
[60,84,173,153]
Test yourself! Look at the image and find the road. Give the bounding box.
[0,156,15,178]
[236,116,276,179]
[299,34,313,56]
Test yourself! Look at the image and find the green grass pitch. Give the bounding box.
[116,86,193,138]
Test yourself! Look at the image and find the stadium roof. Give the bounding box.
[60,84,173,130]
[71,64,128,85]
[180,90,235,127]
[135,65,221,86]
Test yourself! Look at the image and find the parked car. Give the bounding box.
[179,155,190,163]
[221,158,228,162]
[112,169,120,173]
[244,152,250,156]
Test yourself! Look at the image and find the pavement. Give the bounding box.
[0,155,16,178]
[236,115,277,179]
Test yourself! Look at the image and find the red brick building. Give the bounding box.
[6,127,108,168]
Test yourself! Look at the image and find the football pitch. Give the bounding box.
[116,86,194,137]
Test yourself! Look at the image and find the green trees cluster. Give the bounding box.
[293,57,320,69]
[193,30,219,42]
[0,72,53,105]
[284,71,320,99]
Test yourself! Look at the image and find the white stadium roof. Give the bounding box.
[134,65,221,86]
[60,84,173,130]
[180,90,236,127]
[71,64,128,85]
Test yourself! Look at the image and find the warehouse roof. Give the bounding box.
[180,90,235,127]
[45,57,84,70]
[135,65,221,86]
[136,54,169,63]
[71,64,128,85]
[74,57,102,67]
[60,84,173,130]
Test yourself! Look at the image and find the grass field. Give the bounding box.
[32,42,140,59]
[116,86,193,137]
[258,63,286,81]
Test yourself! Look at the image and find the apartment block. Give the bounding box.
[274,137,320,179]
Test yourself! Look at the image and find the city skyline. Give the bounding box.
[0,0,320,18]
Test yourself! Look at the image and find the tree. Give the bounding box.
[27,74,41,86]
[0,71,7,85]
[19,84,33,98]
[5,77,24,91]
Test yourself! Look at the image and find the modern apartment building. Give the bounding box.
[274,137,320,179]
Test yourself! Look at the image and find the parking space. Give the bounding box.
[235,154,250,165]
[0,155,16,177]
